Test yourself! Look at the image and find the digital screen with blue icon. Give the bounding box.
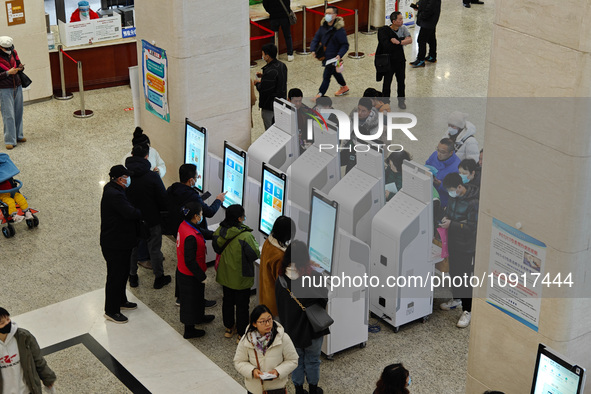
[184,119,206,192]
[222,142,246,209]
[259,164,286,236]
[531,344,585,394]
[308,190,338,273]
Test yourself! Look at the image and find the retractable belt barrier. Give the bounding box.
[53,45,93,118]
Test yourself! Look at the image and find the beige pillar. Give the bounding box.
[135,0,252,185]
[467,1,591,393]
[0,0,53,102]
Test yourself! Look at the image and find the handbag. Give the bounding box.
[18,70,31,88]
[374,54,391,74]
[278,0,297,25]
[278,276,334,333]
[253,347,287,394]
[314,29,336,62]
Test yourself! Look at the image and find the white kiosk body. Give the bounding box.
[369,161,434,331]
[322,230,370,358]
[205,153,225,226]
[247,98,299,182]
[327,147,385,245]
[286,120,340,242]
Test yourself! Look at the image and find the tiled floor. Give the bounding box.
[4,0,494,392]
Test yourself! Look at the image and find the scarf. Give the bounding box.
[248,329,273,355]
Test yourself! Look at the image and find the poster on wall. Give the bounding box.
[142,40,169,123]
[385,0,415,26]
[486,218,547,332]
[6,0,25,26]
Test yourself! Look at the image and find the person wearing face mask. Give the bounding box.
[214,204,261,342]
[439,172,479,328]
[69,1,99,22]
[458,158,481,189]
[125,144,171,290]
[0,308,57,393]
[310,6,350,98]
[373,363,411,394]
[340,98,381,173]
[176,201,216,339]
[100,165,142,324]
[0,36,26,150]
[425,138,460,207]
[259,215,296,317]
[254,43,288,131]
[442,111,479,162]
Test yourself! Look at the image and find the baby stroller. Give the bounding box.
[0,153,39,238]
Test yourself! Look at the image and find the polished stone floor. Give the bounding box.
[4,0,493,392]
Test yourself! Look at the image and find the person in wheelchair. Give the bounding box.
[0,176,32,223]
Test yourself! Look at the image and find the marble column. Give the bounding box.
[135,0,252,185]
[466,1,591,393]
[0,0,53,102]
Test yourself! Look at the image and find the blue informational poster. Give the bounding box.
[222,143,246,208]
[259,164,286,236]
[142,40,169,122]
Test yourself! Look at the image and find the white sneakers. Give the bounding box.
[457,311,471,328]
[440,299,471,328]
[440,299,462,310]
[287,54,294,62]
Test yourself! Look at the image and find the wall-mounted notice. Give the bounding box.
[58,15,121,47]
[142,40,169,123]
[486,218,547,332]
[385,0,415,26]
[6,0,25,26]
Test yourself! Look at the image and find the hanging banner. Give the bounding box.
[142,40,169,123]
[486,218,547,332]
[385,0,415,26]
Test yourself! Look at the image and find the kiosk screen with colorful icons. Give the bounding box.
[184,119,206,193]
[259,164,286,236]
[222,142,246,209]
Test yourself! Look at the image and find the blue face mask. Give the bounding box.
[325,14,334,22]
[197,215,203,225]
[460,173,470,184]
[125,177,131,188]
[448,189,457,198]
[407,375,411,387]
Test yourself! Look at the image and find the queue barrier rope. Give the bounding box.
[250,20,275,41]
[305,5,354,17]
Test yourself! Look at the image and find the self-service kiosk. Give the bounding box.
[370,160,434,332]
[328,146,385,246]
[248,98,299,183]
[308,190,370,359]
[286,120,340,241]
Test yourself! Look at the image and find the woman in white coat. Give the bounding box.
[442,111,479,162]
[234,304,298,394]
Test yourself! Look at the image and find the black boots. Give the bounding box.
[309,384,323,394]
[295,385,308,394]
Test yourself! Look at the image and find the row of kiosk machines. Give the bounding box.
[184,103,590,392]
[183,98,434,358]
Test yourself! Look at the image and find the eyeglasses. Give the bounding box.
[256,317,273,325]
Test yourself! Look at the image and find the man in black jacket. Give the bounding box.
[409,0,441,68]
[125,144,170,290]
[100,165,142,323]
[439,172,479,328]
[263,0,294,61]
[255,43,288,130]
[167,163,226,240]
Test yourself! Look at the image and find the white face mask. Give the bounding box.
[448,126,459,136]
[325,14,334,23]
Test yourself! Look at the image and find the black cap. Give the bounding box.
[109,165,133,179]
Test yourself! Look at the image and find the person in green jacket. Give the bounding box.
[213,204,261,342]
